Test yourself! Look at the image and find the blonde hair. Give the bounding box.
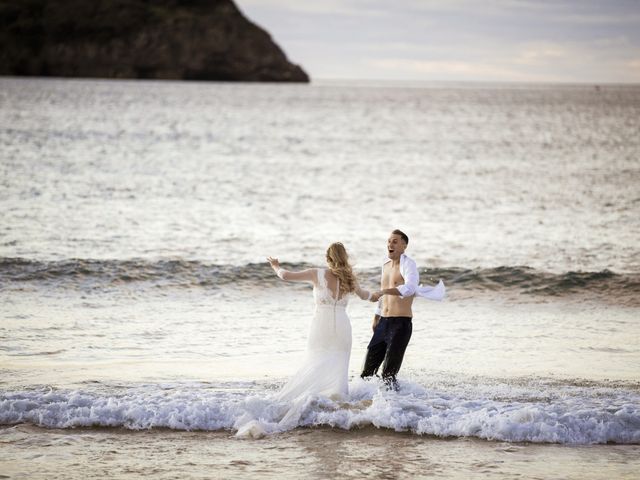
[325,242,357,296]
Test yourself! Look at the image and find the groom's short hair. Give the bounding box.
[392,229,409,245]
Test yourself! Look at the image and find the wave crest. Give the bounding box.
[1,258,639,304]
[1,379,639,444]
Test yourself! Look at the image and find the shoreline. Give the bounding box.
[3,423,640,446]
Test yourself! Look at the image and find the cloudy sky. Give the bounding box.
[237,0,640,83]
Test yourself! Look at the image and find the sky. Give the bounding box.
[237,0,640,83]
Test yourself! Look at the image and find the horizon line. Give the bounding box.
[1,75,639,87]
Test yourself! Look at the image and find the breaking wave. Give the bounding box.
[1,378,639,444]
[1,257,638,303]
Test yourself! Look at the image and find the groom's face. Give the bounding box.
[387,234,407,260]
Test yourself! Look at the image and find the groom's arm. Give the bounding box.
[372,314,381,332]
[378,287,402,296]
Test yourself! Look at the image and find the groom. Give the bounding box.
[361,229,420,390]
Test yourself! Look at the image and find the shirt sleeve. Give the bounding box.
[374,298,383,316]
[373,261,385,316]
[415,279,446,301]
[397,258,419,298]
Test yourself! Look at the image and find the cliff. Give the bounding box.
[0,0,309,82]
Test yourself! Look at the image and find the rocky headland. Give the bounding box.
[0,0,309,82]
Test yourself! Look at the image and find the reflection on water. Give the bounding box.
[2,289,639,386]
[1,78,639,272]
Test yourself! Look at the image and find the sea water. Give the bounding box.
[1,77,639,478]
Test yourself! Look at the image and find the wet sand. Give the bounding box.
[2,425,638,479]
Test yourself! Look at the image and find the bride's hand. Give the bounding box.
[370,291,383,302]
[267,256,280,269]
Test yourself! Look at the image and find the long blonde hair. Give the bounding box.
[325,242,357,296]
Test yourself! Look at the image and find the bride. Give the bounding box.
[235,242,372,437]
[268,242,372,401]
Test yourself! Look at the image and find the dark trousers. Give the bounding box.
[361,316,412,390]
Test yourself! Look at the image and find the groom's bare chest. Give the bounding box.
[382,264,404,289]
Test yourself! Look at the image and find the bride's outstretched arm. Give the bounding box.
[354,279,375,302]
[267,257,316,283]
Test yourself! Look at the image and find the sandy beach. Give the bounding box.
[2,425,639,479]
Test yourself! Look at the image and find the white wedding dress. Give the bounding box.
[235,268,352,437]
[277,268,352,402]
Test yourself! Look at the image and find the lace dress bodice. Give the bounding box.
[313,268,349,308]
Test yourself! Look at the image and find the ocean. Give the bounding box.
[1,77,639,479]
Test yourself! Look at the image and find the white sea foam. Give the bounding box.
[1,378,639,444]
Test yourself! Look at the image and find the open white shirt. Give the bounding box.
[374,254,446,316]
